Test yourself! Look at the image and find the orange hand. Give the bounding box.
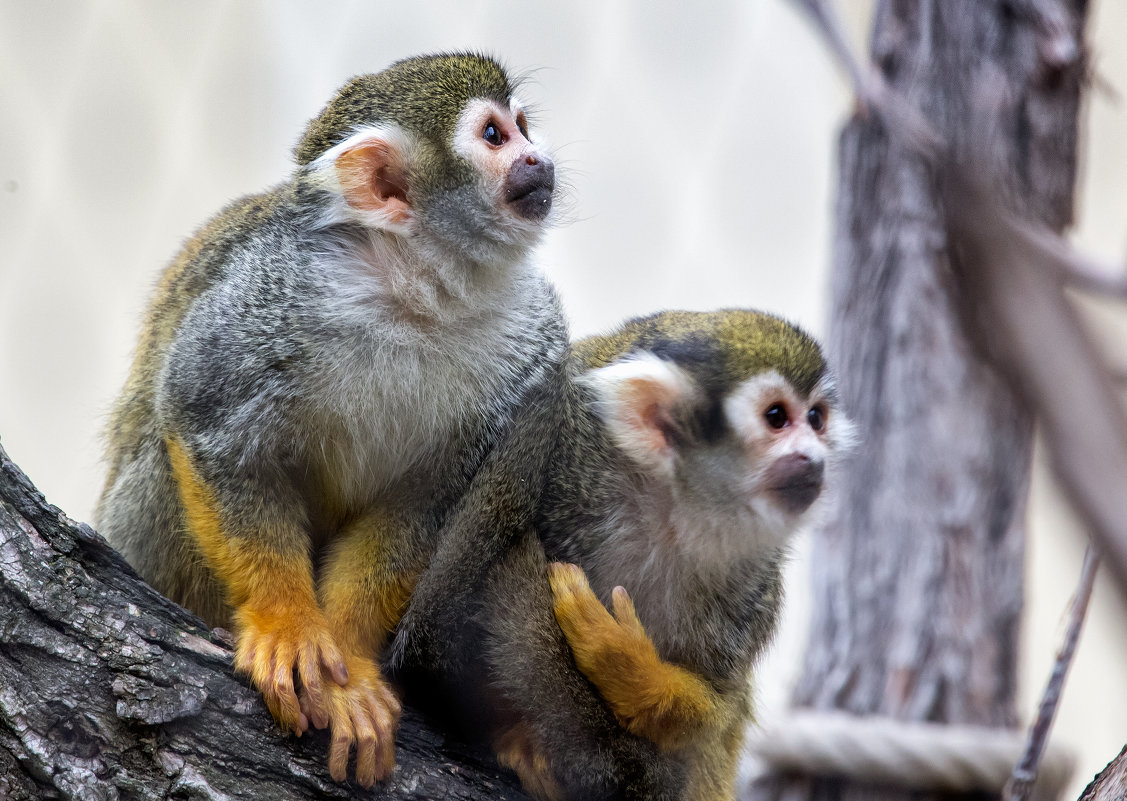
[302,653,402,787]
[549,562,716,751]
[233,605,348,735]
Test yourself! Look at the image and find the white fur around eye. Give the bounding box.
[508,97,539,144]
[580,353,697,475]
[810,373,860,452]
[725,371,857,461]
[723,370,791,442]
[452,99,509,175]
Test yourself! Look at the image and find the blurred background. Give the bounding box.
[1,1,1124,797]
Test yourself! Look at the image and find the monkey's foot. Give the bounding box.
[302,654,401,788]
[233,609,349,736]
[494,722,564,801]
[548,562,715,750]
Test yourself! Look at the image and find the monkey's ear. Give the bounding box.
[320,128,413,231]
[580,353,696,476]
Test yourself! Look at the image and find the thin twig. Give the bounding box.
[1004,545,1100,801]
[788,0,942,156]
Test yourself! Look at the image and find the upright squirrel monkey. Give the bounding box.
[413,310,852,801]
[96,52,566,787]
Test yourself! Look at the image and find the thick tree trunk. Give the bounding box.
[0,440,531,800]
[752,1,1087,800]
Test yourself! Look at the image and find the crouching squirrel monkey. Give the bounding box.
[406,310,851,801]
[547,310,854,801]
[95,52,566,787]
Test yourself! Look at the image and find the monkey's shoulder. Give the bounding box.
[141,183,298,334]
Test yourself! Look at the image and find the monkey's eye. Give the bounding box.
[764,404,788,430]
[807,405,826,432]
[482,121,504,147]
[516,112,529,139]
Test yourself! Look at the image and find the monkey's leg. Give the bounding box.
[482,535,687,801]
[166,437,347,736]
[549,562,720,752]
[315,509,422,787]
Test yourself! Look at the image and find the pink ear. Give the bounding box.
[334,138,411,225]
[582,354,695,474]
[615,376,679,459]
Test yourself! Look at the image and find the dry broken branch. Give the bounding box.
[944,162,1127,604]
[788,0,941,156]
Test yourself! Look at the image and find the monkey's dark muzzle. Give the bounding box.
[504,156,555,221]
[766,454,824,514]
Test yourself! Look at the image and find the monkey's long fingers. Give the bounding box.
[549,562,616,636]
[327,702,357,784]
[351,693,379,789]
[296,632,349,731]
[297,645,330,730]
[323,655,400,786]
[269,645,304,732]
[367,682,400,783]
[236,633,304,735]
[611,586,646,637]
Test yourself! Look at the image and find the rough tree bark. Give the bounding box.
[1078,747,1127,801]
[0,440,532,800]
[752,1,1087,800]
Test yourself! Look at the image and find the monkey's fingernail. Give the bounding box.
[331,662,349,685]
[297,712,309,735]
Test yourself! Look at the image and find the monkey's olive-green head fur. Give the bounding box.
[574,309,827,398]
[294,52,515,167]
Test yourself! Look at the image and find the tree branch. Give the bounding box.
[0,438,531,801]
[1004,545,1100,801]
[1078,745,1127,801]
[945,164,1127,604]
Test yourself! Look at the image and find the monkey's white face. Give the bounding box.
[657,370,847,565]
[452,97,556,233]
[585,355,854,565]
[722,371,844,539]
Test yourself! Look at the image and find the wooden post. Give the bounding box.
[751,1,1087,799]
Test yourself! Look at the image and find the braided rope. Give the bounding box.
[748,712,1075,797]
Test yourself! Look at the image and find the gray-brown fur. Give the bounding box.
[97,51,565,626]
[408,309,842,801]
[295,52,513,168]
[544,310,824,679]
[96,49,579,787]
[397,356,687,801]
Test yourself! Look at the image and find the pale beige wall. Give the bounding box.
[0,2,1123,797]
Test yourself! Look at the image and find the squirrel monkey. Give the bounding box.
[95,52,566,787]
[402,309,851,801]
[548,309,854,801]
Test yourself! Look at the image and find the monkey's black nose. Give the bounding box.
[765,453,824,514]
[504,155,555,220]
